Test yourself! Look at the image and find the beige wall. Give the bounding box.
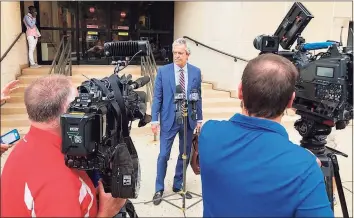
[1,1,29,88]
[174,1,353,91]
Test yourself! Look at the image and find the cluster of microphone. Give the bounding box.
[174,85,200,124]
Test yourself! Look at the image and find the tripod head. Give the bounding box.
[294,111,348,158]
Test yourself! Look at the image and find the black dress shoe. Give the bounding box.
[173,188,192,199]
[153,191,163,205]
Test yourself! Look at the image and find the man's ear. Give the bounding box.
[238,83,243,100]
[287,92,296,108]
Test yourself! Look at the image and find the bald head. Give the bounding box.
[240,53,298,119]
[24,74,77,123]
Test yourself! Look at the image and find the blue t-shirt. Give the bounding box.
[199,113,334,217]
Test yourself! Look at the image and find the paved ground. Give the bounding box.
[1,122,353,217]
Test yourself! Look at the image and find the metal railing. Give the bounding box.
[49,35,72,76]
[140,44,158,140]
[183,36,249,63]
[0,32,23,63]
[140,44,158,104]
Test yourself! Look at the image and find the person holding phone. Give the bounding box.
[1,80,19,156]
[23,6,41,68]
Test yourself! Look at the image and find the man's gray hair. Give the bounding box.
[24,74,75,123]
[172,37,191,55]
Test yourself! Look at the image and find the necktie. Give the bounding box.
[179,69,186,112]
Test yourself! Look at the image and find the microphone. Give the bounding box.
[175,85,185,124]
[129,76,150,90]
[126,74,132,82]
[175,85,185,102]
[189,89,199,121]
[135,91,147,103]
[104,40,149,57]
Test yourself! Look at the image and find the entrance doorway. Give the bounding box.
[29,1,174,65]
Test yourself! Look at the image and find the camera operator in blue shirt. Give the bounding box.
[198,53,334,217]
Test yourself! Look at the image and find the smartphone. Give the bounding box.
[1,129,20,145]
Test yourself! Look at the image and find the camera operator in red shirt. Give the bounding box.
[1,75,126,217]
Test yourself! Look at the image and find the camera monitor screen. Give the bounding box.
[316,66,334,78]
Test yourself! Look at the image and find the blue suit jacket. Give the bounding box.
[151,63,203,131]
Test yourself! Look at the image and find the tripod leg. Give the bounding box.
[182,112,188,211]
[324,173,334,210]
[329,154,349,218]
[143,192,179,204]
[187,198,203,210]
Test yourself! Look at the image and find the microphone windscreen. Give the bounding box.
[138,102,147,114]
[189,89,199,101]
[126,74,132,81]
[104,40,149,57]
[176,85,183,93]
[138,76,150,86]
[135,91,147,103]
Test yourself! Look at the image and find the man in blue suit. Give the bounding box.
[151,38,203,205]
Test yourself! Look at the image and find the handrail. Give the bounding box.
[0,32,23,62]
[183,36,249,63]
[140,44,157,105]
[49,35,72,76]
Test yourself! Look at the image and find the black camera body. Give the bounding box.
[60,42,152,199]
[253,2,353,146]
[292,46,352,129]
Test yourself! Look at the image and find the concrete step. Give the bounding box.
[202,89,230,98]
[2,93,24,103]
[0,108,300,129]
[5,86,229,104]
[18,74,144,85]
[1,125,153,139]
[21,65,144,76]
[12,82,213,94]
[1,114,302,142]
[1,98,240,115]
[1,103,28,114]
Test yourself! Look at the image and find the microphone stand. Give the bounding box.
[143,93,202,217]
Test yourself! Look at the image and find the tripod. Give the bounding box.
[144,94,202,217]
[294,117,349,218]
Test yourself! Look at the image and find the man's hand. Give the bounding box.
[1,144,10,155]
[196,122,202,133]
[96,179,127,218]
[1,80,19,103]
[151,123,160,135]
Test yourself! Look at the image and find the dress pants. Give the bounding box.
[155,120,194,192]
[27,36,38,66]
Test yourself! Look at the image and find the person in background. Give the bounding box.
[1,80,19,155]
[1,75,125,217]
[23,6,41,68]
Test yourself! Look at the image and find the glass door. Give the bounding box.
[35,1,78,65]
[78,1,110,65]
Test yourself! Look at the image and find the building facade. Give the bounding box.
[1,1,353,91]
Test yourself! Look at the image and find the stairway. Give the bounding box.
[1,65,300,139]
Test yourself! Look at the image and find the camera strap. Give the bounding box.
[107,75,130,138]
[91,78,122,136]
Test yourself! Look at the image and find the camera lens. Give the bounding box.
[253,35,264,51]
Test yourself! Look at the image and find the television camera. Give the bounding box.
[60,40,152,202]
[253,2,352,217]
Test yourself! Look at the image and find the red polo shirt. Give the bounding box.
[1,125,98,217]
